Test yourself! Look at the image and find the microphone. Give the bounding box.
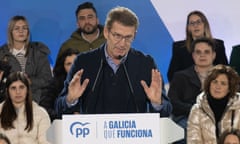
[117,55,124,60]
[85,59,104,113]
[91,59,104,92]
[122,62,139,112]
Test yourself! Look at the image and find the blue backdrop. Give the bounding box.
[0,0,173,82]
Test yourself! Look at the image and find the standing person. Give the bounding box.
[230,44,240,75]
[167,10,228,82]
[187,64,240,144]
[56,1,106,60]
[218,129,240,144]
[168,38,216,144]
[55,6,172,117]
[40,48,79,121]
[0,15,52,103]
[0,71,51,144]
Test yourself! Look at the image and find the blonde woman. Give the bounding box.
[0,15,52,103]
[167,10,228,82]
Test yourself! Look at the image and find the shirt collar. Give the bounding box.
[104,44,127,64]
[11,47,26,56]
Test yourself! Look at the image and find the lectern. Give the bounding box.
[47,113,184,144]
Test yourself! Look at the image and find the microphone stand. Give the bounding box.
[122,62,139,112]
[85,59,104,113]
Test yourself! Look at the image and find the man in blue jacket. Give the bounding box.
[55,6,172,117]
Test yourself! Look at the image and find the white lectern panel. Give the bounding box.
[47,114,184,144]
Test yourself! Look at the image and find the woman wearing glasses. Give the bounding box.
[0,15,52,103]
[167,10,228,82]
[168,38,216,144]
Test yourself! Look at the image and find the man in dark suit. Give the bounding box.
[55,6,172,117]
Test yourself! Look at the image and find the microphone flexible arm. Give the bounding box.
[122,62,139,112]
[85,59,104,113]
[91,59,104,92]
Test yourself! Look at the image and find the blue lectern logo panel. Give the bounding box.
[70,122,90,138]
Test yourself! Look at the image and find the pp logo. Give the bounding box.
[70,122,90,138]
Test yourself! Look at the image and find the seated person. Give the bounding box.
[56,2,106,60]
[168,38,216,143]
[40,48,79,121]
[167,10,228,82]
[0,15,52,103]
[0,71,51,144]
[187,64,240,144]
[218,129,240,144]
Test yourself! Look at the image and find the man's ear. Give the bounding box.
[103,27,108,39]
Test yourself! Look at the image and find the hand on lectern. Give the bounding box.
[141,69,162,105]
[67,69,89,103]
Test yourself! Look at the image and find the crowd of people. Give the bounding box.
[0,1,239,144]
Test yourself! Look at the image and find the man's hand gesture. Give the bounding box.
[66,69,89,103]
[140,69,162,105]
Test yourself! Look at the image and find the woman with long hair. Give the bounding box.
[40,48,79,121]
[0,71,51,144]
[167,10,228,82]
[0,15,52,103]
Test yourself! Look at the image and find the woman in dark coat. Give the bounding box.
[167,10,228,82]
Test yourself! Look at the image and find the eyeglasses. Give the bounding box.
[188,19,203,27]
[13,26,28,32]
[109,31,134,43]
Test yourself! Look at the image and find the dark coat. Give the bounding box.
[0,60,11,102]
[0,42,52,103]
[168,66,202,117]
[230,45,240,75]
[167,39,228,82]
[55,44,172,117]
[56,25,106,60]
[39,75,65,121]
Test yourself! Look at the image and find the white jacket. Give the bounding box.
[0,101,51,144]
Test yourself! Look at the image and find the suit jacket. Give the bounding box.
[230,45,240,75]
[55,43,172,117]
[167,39,228,82]
[168,66,202,117]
